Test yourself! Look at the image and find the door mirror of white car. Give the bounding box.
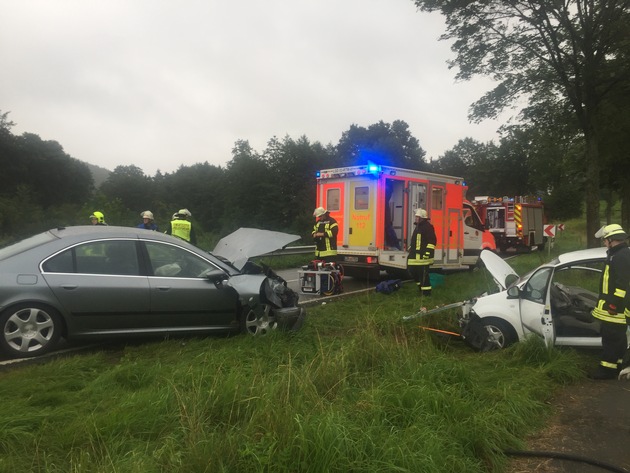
[507,286,520,299]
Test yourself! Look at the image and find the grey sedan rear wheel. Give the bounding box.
[242,305,277,336]
[0,304,62,357]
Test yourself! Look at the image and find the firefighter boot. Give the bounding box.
[588,365,618,380]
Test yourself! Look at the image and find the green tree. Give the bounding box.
[263,135,337,238]
[430,138,500,197]
[0,130,93,210]
[412,0,630,247]
[100,165,153,222]
[336,120,426,170]
[499,103,585,220]
[596,80,630,229]
[16,133,93,208]
[0,110,15,134]
[220,140,275,233]
[159,162,226,236]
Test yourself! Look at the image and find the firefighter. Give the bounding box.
[165,208,197,245]
[407,208,437,297]
[312,207,338,263]
[138,210,158,231]
[590,224,630,379]
[89,211,107,226]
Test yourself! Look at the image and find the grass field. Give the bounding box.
[0,220,601,473]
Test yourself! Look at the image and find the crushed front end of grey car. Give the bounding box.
[235,261,306,335]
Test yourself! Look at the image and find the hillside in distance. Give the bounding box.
[85,162,110,188]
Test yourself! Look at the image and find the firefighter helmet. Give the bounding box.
[595,224,628,241]
[313,207,327,218]
[415,208,428,219]
[178,208,192,218]
[90,211,105,224]
[141,210,154,220]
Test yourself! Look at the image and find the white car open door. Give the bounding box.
[517,266,555,347]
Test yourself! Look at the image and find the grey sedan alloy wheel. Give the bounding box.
[242,305,278,336]
[0,304,62,357]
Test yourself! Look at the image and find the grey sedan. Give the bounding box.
[0,226,305,358]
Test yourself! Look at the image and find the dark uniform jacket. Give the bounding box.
[312,216,338,258]
[407,220,437,266]
[593,242,630,324]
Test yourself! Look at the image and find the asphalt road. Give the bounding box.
[277,267,388,305]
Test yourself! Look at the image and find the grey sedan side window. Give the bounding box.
[43,241,140,276]
[145,242,216,278]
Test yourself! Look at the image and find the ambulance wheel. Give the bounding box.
[479,318,517,351]
[344,267,380,281]
[386,268,411,280]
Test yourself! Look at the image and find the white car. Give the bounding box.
[459,247,609,351]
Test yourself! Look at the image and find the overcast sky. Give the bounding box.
[1,0,504,176]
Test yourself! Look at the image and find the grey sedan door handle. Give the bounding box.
[61,284,78,290]
[156,286,171,291]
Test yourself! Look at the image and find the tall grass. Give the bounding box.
[0,219,595,472]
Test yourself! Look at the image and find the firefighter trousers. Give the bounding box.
[600,321,628,369]
[408,264,432,296]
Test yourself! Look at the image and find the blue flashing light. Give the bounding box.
[315,171,321,178]
[367,164,381,174]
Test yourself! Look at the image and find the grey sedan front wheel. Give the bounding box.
[242,305,278,336]
[0,304,62,358]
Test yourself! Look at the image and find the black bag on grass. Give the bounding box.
[375,279,402,294]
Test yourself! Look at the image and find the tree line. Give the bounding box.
[1,106,616,250]
[0,116,434,247]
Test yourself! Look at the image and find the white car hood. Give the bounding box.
[479,249,519,291]
[213,227,301,270]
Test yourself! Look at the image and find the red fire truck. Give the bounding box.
[314,164,496,279]
[472,196,546,253]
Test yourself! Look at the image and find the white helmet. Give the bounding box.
[415,208,428,219]
[313,207,327,218]
[595,224,628,240]
[141,210,154,220]
[178,208,192,217]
